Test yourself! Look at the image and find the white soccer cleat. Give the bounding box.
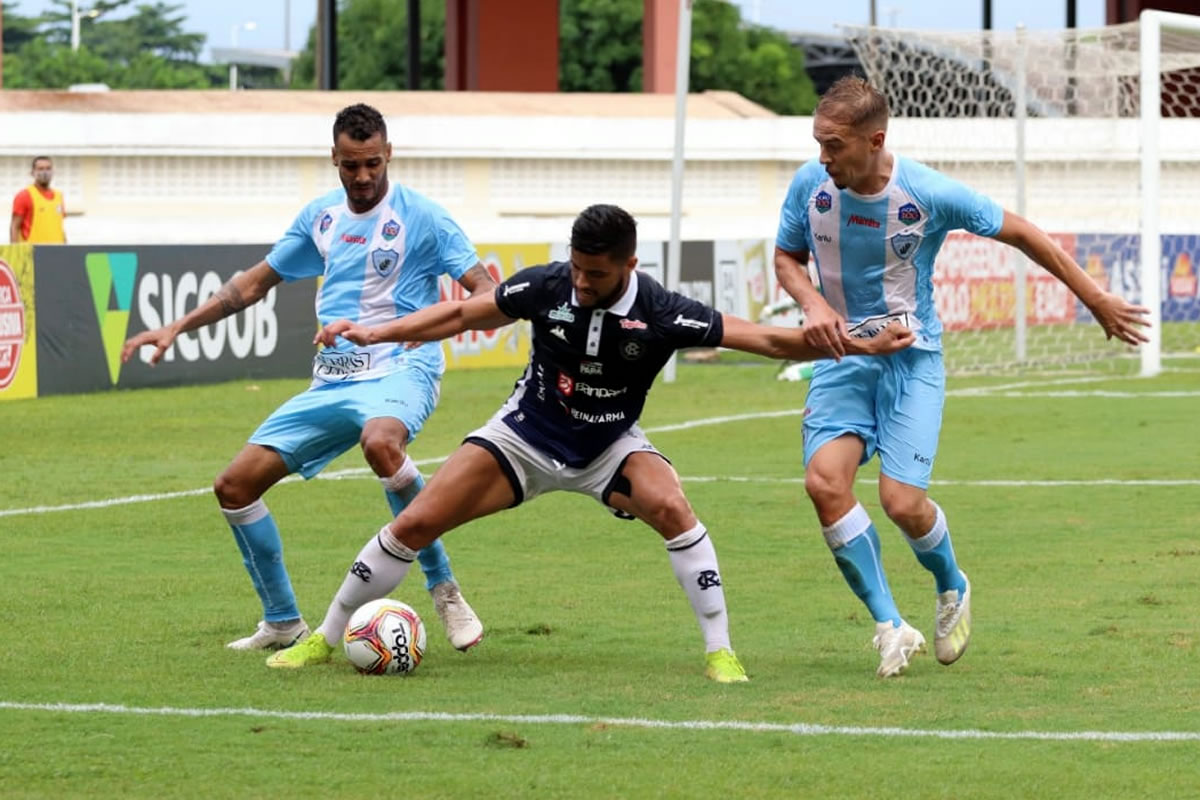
[431,581,484,651]
[225,618,309,651]
[873,620,926,678]
[935,572,972,665]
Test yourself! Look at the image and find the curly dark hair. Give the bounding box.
[570,204,637,261]
[333,104,388,143]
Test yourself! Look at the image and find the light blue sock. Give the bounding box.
[222,500,300,623]
[907,502,966,597]
[382,458,453,592]
[823,503,901,626]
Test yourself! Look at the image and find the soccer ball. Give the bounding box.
[343,598,427,675]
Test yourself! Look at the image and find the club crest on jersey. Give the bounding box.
[318,213,333,234]
[548,303,575,323]
[814,191,832,213]
[898,203,921,224]
[620,339,645,361]
[890,233,921,260]
[370,248,399,277]
[381,220,400,241]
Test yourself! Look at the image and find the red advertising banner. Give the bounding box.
[933,232,1078,331]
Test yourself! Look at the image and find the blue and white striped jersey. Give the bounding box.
[776,156,1004,350]
[267,183,477,384]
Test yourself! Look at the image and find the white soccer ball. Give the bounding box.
[343,598,428,675]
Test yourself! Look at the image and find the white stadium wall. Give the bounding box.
[3,110,1197,245]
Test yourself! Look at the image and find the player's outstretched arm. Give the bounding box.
[718,313,914,361]
[315,290,516,347]
[992,211,1150,346]
[774,245,847,358]
[121,260,282,365]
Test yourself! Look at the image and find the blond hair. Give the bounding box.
[815,75,889,131]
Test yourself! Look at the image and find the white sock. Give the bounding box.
[380,456,422,504]
[665,523,731,653]
[315,527,417,645]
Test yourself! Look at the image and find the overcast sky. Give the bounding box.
[7,0,1107,63]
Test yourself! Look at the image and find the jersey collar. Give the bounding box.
[571,269,639,316]
[341,183,395,219]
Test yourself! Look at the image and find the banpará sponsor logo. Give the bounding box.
[573,382,626,398]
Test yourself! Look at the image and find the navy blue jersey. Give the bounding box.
[492,262,724,467]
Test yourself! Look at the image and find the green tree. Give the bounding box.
[689,0,818,115]
[559,0,644,92]
[4,0,224,89]
[291,0,446,89]
[2,1,43,52]
[290,0,816,114]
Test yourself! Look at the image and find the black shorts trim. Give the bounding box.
[601,450,672,519]
[463,436,523,508]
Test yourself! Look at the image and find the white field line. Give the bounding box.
[3,379,1194,520]
[0,701,1196,743]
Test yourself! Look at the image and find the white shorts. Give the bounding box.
[463,415,665,514]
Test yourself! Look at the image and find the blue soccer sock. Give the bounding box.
[906,501,967,597]
[222,499,301,623]
[823,503,901,626]
[382,456,453,591]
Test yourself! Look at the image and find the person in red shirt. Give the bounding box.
[10,156,67,244]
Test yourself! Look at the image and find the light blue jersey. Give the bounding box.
[776,156,1004,351]
[267,183,478,385]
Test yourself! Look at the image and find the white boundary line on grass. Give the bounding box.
[4,377,1195,520]
[1,701,1197,743]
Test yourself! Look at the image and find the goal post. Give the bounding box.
[840,13,1200,376]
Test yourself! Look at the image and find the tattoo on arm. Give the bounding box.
[215,281,248,316]
[460,263,498,293]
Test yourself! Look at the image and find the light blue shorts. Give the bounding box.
[249,367,441,479]
[801,348,945,488]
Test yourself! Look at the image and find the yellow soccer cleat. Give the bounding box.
[265,632,333,669]
[935,572,972,665]
[704,648,749,683]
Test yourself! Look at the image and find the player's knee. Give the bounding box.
[641,492,694,536]
[879,489,925,528]
[359,431,403,475]
[213,470,256,509]
[805,469,851,510]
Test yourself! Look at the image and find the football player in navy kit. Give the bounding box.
[268,204,914,682]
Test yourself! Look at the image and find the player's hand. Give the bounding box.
[800,298,849,358]
[121,326,176,366]
[1086,291,1151,346]
[844,323,916,355]
[314,319,373,347]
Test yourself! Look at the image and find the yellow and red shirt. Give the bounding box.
[12,184,66,243]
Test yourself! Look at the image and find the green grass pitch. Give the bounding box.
[2,359,1198,798]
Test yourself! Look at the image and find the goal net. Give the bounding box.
[840,13,1200,375]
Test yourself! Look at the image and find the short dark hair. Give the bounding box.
[815,75,889,131]
[333,104,387,143]
[31,156,52,169]
[570,204,637,261]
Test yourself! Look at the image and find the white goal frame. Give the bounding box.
[1139,9,1200,376]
